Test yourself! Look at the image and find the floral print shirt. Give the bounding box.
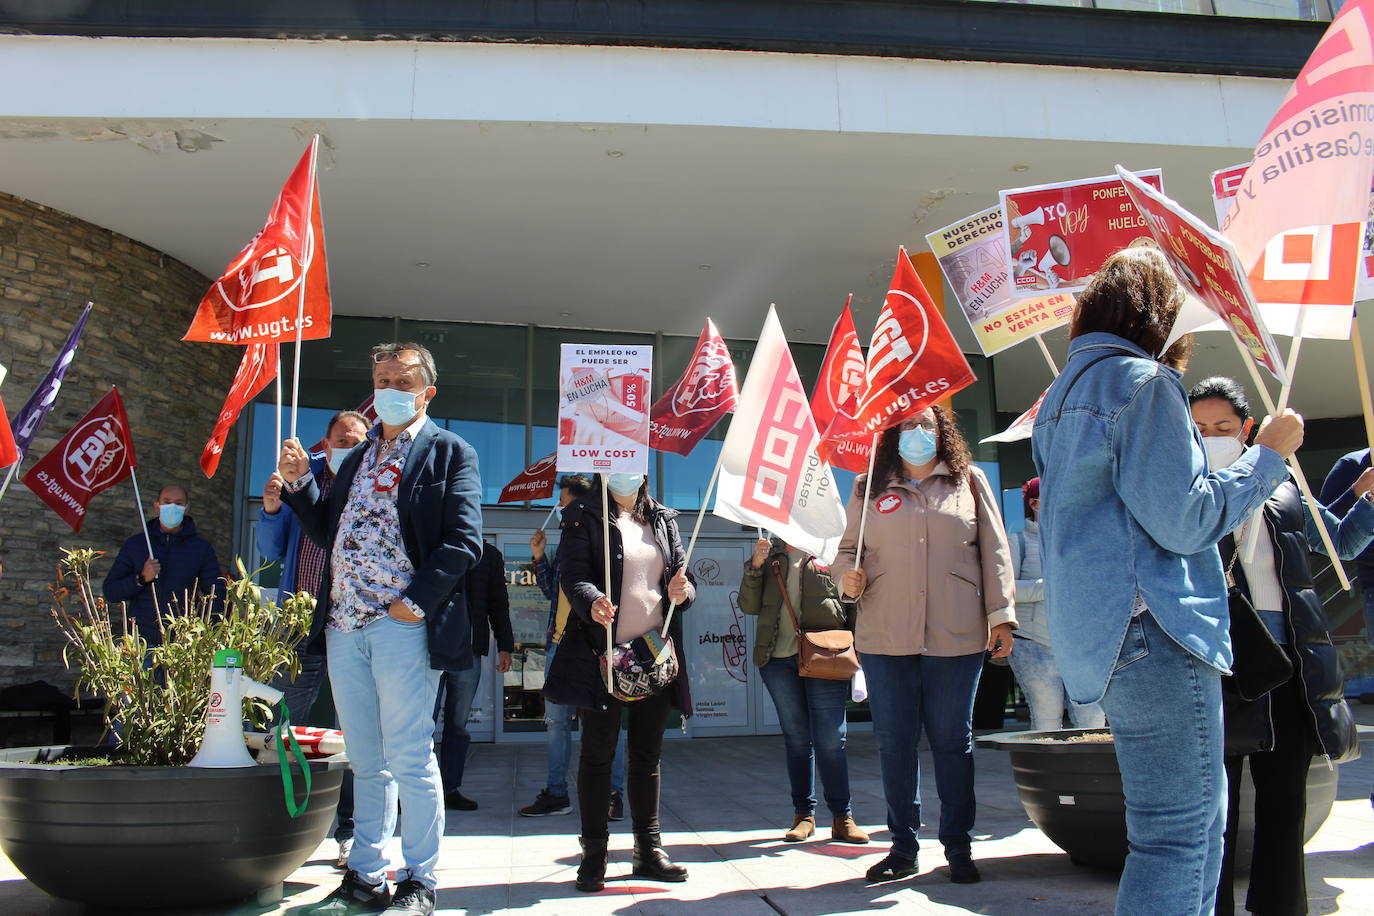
[326,416,425,632]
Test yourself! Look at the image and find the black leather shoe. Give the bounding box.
[865,852,918,883]
[443,791,478,811]
[632,830,688,882]
[575,837,608,893]
[947,852,980,884]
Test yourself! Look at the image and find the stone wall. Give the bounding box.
[0,192,241,693]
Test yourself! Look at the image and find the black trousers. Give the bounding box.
[1217,671,1315,916]
[577,688,673,841]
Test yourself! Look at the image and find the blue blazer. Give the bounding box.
[256,454,328,597]
[283,417,484,671]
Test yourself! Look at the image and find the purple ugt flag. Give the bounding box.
[8,302,92,462]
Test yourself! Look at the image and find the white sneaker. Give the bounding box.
[334,837,353,870]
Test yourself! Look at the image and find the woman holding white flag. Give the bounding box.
[542,472,694,893]
[833,404,1016,885]
[1032,247,1304,916]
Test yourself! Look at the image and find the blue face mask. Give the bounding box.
[326,448,349,474]
[897,426,938,466]
[158,503,186,528]
[607,473,645,497]
[373,388,421,427]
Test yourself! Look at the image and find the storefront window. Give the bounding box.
[501,537,553,732]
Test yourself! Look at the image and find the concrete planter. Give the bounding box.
[977,728,1338,871]
[0,745,342,909]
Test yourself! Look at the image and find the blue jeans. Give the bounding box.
[1100,612,1225,916]
[327,615,444,890]
[1007,638,1106,732]
[860,651,983,860]
[433,663,482,794]
[758,654,852,818]
[273,649,328,727]
[544,642,626,797]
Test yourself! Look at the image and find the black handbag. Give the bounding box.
[1224,531,1294,702]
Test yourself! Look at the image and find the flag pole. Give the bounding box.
[289,135,320,442]
[540,504,558,531]
[1352,314,1374,450]
[1035,335,1060,377]
[127,465,160,613]
[854,433,879,567]
[275,343,283,451]
[0,459,22,502]
[601,475,614,692]
[660,450,724,639]
[1242,304,1307,563]
[1231,334,1351,590]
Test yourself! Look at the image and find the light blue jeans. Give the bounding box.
[758,654,852,818]
[327,615,444,890]
[1007,638,1106,732]
[544,642,626,798]
[1101,612,1226,916]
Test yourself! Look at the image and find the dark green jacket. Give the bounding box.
[738,540,849,668]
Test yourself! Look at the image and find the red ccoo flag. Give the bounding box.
[23,387,135,532]
[498,451,559,503]
[649,319,739,455]
[822,249,977,447]
[811,297,872,473]
[202,343,279,477]
[184,137,332,345]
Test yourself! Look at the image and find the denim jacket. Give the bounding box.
[1031,333,1288,704]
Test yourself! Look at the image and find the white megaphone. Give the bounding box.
[189,648,283,768]
[1012,206,1046,231]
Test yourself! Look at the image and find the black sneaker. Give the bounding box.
[444,791,478,811]
[303,870,391,915]
[519,788,573,817]
[382,879,435,916]
[865,853,918,884]
[608,790,625,822]
[946,852,981,884]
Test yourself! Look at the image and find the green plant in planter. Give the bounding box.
[50,548,315,766]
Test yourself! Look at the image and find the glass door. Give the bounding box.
[495,532,557,740]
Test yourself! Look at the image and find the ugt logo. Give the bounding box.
[672,339,737,417]
[213,222,318,313]
[62,417,127,493]
[860,291,928,413]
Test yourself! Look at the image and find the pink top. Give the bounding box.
[615,514,665,643]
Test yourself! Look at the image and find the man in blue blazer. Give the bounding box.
[279,342,482,916]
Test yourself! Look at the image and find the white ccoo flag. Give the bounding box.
[714,306,847,563]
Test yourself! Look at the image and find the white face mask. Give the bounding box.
[1202,435,1245,472]
[326,448,349,474]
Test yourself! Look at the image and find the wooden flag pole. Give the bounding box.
[660,450,724,639]
[1352,315,1374,450]
[601,475,614,692]
[1231,334,1351,590]
[854,433,880,568]
[1035,335,1060,376]
[289,136,320,442]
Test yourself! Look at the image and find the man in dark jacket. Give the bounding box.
[279,342,482,916]
[102,484,222,644]
[434,539,513,811]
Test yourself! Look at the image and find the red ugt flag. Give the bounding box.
[811,297,872,473]
[202,343,279,477]
[823,249,977,446]
[184,137,332,345]
[23,388,135,532]
[499,451,559,503]
[648,318,739,456]
[0,395,17,469]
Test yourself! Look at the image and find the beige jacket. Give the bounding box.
[832,463,1016,657]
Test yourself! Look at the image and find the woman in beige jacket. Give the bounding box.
[833,404,1016,885]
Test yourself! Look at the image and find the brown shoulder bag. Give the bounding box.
[772,558,860,680]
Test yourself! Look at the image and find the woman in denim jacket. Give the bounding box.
[1031,248,1304,916]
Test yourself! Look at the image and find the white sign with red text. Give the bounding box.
[557,344,652,474]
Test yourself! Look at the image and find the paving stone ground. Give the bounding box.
[3,709,1372,915]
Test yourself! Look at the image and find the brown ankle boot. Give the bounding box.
[784,814,815,842]
[831,815,869,844]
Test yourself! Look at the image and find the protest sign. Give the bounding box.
[1212,163,1360,339]
[557,344,652,474]
[1001,170,1163,298]
[1116,167,1287,383]
[927,206,1076,355]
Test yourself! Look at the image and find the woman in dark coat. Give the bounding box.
[1189,377,1373,916]
[542,472,695,893]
